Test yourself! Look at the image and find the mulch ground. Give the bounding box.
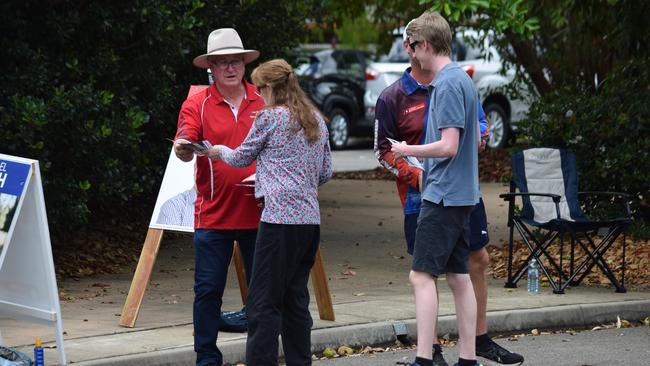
[486,237,650,291]
[53,223,144,281]
[333,148,512,183]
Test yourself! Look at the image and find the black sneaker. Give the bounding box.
[476,338,524,365]
[432,349,449,366]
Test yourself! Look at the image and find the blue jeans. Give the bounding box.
[193,229,256,366]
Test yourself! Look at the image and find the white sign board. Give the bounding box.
[148,151,196,233]
[0,158,30,268]
[0,154,66,365]
[148,85,209,234]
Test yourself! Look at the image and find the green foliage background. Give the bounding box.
[334,14,379,51]
[0,0,310,238]
[521,57,650,219]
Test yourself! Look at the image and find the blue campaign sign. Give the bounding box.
[0,159,31,197]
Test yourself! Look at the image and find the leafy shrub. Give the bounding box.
[0,1,309,237]
[521,57,650,223]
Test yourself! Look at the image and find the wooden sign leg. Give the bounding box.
[232,241,248,305]
[119,228,164,328]
[311,246,335,321]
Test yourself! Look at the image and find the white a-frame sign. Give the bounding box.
[0,154,66,365]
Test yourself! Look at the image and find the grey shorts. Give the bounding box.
[412,199,474,276]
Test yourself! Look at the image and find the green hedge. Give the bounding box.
[521,58,650,220]
[0,1,309,236]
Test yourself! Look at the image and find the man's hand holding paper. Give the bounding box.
[387,137,424,171]
[173,138,212,161]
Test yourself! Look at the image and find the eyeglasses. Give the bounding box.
[211,59,244,70]
[409,40,422,53]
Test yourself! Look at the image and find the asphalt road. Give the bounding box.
[313,326,650,366]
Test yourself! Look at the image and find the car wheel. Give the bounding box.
[484,103,509,149]
[328,108,350,150]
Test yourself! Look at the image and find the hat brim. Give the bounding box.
[193,49,260,68]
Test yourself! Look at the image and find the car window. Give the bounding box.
[464,42,484,60]
[334,51,364,77]
[387,38,409,63]
[453,30,492,61]
[318,52,337,75]
[451,37,467,61]
[295,63,310,76]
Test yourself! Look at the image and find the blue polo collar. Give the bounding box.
[401,67,429,96]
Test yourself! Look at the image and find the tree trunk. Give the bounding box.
[504,30,552,96]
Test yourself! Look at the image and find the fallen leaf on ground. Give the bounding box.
[337,346,354,355]
[322,347,336,358]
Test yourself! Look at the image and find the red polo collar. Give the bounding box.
[208,81,260,105]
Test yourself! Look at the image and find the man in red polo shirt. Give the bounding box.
[173,28,263,366]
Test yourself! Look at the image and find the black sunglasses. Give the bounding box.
[409,40,421,53]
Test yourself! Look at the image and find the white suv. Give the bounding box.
[365,30,532,149]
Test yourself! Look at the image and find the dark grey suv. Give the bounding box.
[297,49,374,150]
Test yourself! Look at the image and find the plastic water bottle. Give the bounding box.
[527,259,540,293]
[34,338,45,366]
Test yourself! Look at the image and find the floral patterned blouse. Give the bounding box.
[220,106,332,225]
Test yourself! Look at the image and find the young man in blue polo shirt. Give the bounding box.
[375,20,524,366]
[392,11,482,366]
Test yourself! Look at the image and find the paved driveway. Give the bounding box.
[331,148,379,172]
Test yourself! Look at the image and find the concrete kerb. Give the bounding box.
[73,299,650,366]
[315,299,650,349]
[73,347,195,366]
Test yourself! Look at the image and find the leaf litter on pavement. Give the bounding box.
[486,237,650,291]
[221,314,650,365]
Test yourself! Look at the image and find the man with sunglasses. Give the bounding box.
[173,28,264,366]
[375,18,524,366]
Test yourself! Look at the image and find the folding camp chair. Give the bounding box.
[500,148,632,294]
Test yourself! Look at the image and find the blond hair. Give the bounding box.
[406,11,452,56]
[251,59,321,144]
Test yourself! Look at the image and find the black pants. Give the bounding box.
[245,222,320,366]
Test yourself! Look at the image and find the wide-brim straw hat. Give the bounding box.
[193,28,260,69]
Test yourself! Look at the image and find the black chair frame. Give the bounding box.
[501,183,632,294]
